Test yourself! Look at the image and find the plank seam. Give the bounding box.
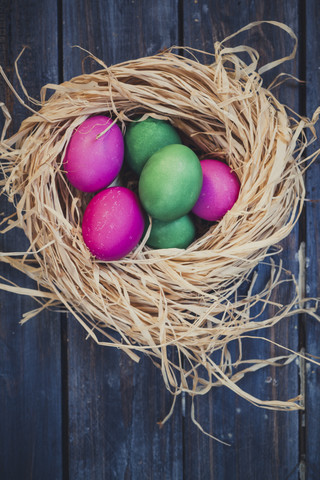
[298,0,307,478]
[178,2,186,479]
[57,0,69,479]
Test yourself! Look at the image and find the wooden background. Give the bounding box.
[0,1,320,479]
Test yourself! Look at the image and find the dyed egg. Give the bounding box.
[82,187,144,261]
[124,117,181,174]
[146,215,195,249]
[192,159,240,221]
[139,144,203,222]
[64,115,124,192]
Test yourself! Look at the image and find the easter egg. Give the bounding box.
[192,159,240,221]
[139,144,203,222]
[146,215,195,249]
[64,115,124,192]
[124,117,181,174]
[82,187,144,261]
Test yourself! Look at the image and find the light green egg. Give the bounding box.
[146,215,195,249]
[124,117,181,174]
[139,144,203,222]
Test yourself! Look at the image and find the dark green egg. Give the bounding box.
[138,144,203,221]
[146,215,195,249]
[124,117,181,174]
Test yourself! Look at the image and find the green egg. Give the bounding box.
[124,117,181,174]
[139,144,203,221]
[146,215,195,249]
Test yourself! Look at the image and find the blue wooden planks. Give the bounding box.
[0,0,320,479]
[62,1,184,479]
[0,1,63,480]
[305,1,320,478]
[182,2,301,478]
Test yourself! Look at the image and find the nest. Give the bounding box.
[1,22,320,421]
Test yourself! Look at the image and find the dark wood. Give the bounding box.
[182,1,301,478]
[0,1,62,480]
[305,1,320,479]
[1,1,320,479]
[62,1,183,479]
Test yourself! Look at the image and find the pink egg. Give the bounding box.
[64,115,124,192]
[192,159,240,221]
[82,187,145,261]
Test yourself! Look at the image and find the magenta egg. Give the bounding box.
[192,159,240,221]
[63,115,124,192]
[82,187,145,261]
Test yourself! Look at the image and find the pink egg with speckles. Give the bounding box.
[192,159,240,221]
[64,115,124,192]
[82,187,145,261]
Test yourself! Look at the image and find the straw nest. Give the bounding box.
[1,22,320,418]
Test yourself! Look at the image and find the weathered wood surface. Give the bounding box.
[0,2,62,480]
[62,2,183,479]
[183,2,301,479]
[0,1,319,479]
[305,1,320,478]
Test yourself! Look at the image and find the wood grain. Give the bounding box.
[62,1,183,479]
[1,1,320,478]
[182,1,301,478]
[0,1,62,480]
[305,1,320,478]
